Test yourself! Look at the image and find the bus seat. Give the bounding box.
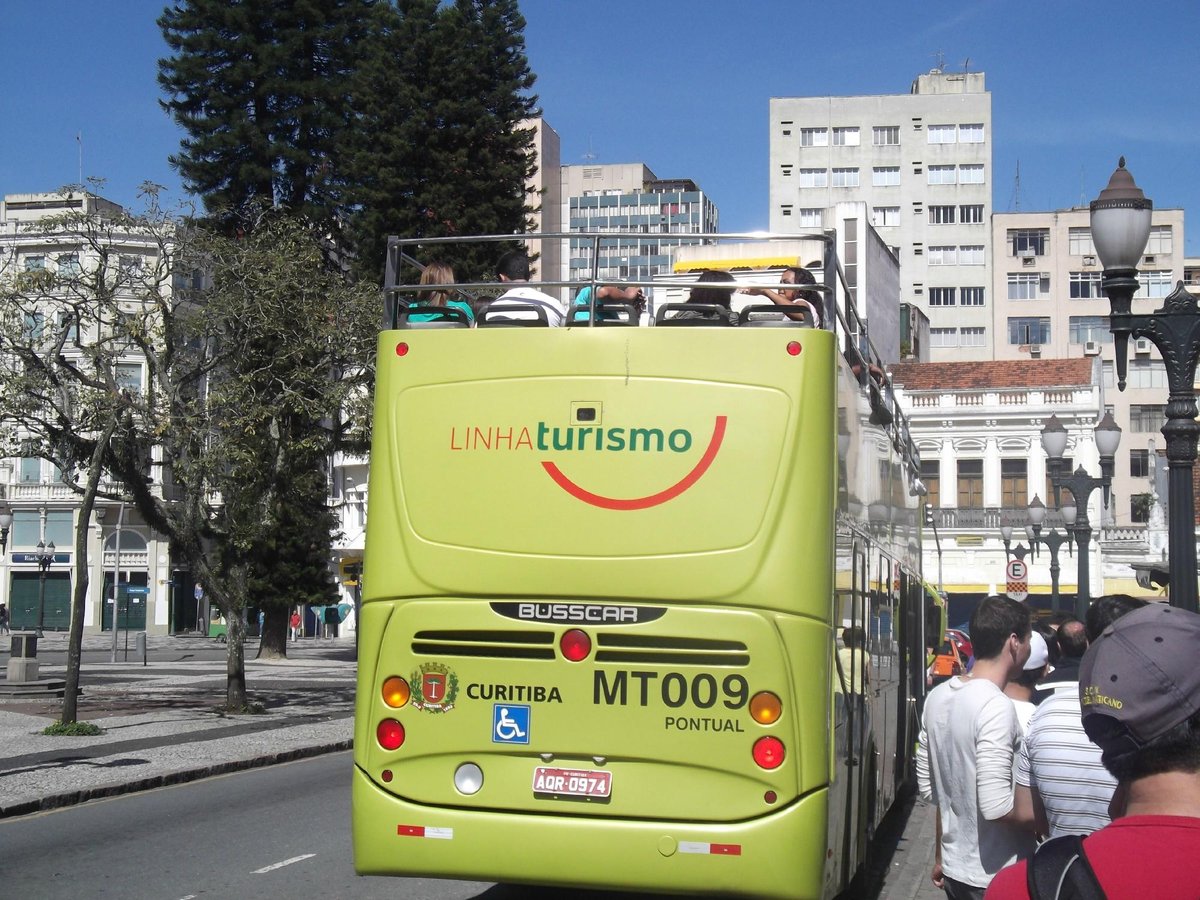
[477,303,551,327]
[398,305,471,329]
[738,303,810,328]
[654,303,737,327]
[567,302,641,327]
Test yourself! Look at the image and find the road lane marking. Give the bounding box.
[253,854,316,874]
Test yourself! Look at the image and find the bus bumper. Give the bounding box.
[353,766,830,899]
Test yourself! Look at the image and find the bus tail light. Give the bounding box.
[382,676,411,708]
[752,736,785,769]
[749,691,782,724]
[560,629,591,661]
[377,719,405,750]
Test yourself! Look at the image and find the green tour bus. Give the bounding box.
[353,229,931,898]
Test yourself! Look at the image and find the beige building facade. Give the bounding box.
[769,70,992,360]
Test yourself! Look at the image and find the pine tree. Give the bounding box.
[158,0,376,234]
[344,0,539,282]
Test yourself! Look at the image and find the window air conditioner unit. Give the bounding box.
[1144,255,1156,265]
[1029,344,1042,358]
[1083,340,1101,356]
[1083,255,1097,266]
[1022,256,1036,267]
[1135,337,1153,354]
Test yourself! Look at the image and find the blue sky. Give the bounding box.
[3,1,1199,251]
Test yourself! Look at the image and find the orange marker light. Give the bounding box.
[560,629,591,662]
[377,719,405,750]
[382,676,411,708]
[752,736,785,769]
[749,691,782,725]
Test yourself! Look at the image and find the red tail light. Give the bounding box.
[377,719,405,750]
[752,736,785,769]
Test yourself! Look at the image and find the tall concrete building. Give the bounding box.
[770,70,992,360]
[991,206,1186,526]
[559,163,718,291]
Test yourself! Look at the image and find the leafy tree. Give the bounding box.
[0,189,378,709]
[158,0,377,235]
[344,0,540,282]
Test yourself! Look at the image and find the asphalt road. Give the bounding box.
[0,750,925,899]
[0,752,726,900]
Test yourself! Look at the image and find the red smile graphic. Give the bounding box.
[541,416,727,510]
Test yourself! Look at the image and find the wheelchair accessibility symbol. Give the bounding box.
[492,704,530,744]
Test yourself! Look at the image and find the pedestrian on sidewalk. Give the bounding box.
[0,602,9,634]
[917,595,1037,899]
[290,609,302,642]
[986,603,1200,898]
[1012,595,1146,843]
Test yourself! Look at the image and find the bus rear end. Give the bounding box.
[354,324,840,898]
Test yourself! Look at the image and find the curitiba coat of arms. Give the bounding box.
[411,662,459,712]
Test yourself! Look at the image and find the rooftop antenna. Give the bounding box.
[1013,160,1022,212]
[961,56,972,74]
[931,50,945,73]
[77,131,83,190]
[582,137,596,162]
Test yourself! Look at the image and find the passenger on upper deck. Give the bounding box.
[486,249,565,326]
[745,265,822,327]
[569,284,646,323]
[676,269,739,326]
[409,261,475,324]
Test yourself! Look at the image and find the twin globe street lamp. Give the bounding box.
[34,539,55,637]
[1092,159,1200,613]
[1025,495,1072,615]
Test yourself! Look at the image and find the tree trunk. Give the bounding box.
[225,610,248,708]
[62,425,116,724]
[257,606,288,660]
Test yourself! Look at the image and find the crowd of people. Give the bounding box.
[917,594,1200,898]
[402,251,822,328]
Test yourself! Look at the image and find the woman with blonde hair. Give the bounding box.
[411,261,474,323]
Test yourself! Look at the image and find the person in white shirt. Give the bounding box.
[917,596,1037,899]
[1013,595,1147,839]
[1003,628,1052,734]
[485,249,565,326]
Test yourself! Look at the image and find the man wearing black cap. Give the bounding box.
[986,603,1200,897]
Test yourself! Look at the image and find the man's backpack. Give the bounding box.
[1027,834,1106,900]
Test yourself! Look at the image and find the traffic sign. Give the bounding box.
[1006,558,1029,601]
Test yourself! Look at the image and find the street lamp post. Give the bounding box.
[1026,495,1072,614]
[1093,158,1200,613]
[999,525,1032,564]
[34,539,55,637]
[1040,413,1121,619]
[0,508,11,554]
[924,502,944,593]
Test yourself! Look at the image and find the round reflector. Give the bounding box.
[786,341,802,356]
[396,342,410,357]
[454,763,484,795]
[753,736,785,769]
[377,718,405,750]
[749,691,782,725]
[560,629,591,662]
[382,676,411,708]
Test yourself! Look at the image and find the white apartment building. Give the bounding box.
[0,192,181,635]
[769,69,992,360]
[559,163,719,296]
[991,207,1186,526]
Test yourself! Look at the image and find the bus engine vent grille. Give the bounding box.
[412,630,556,660]
[595,634,750,667]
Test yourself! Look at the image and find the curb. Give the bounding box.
[0,738,353,820]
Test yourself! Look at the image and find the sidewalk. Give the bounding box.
[0,631,355,819]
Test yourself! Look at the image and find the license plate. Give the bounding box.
[532,766,612,798]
